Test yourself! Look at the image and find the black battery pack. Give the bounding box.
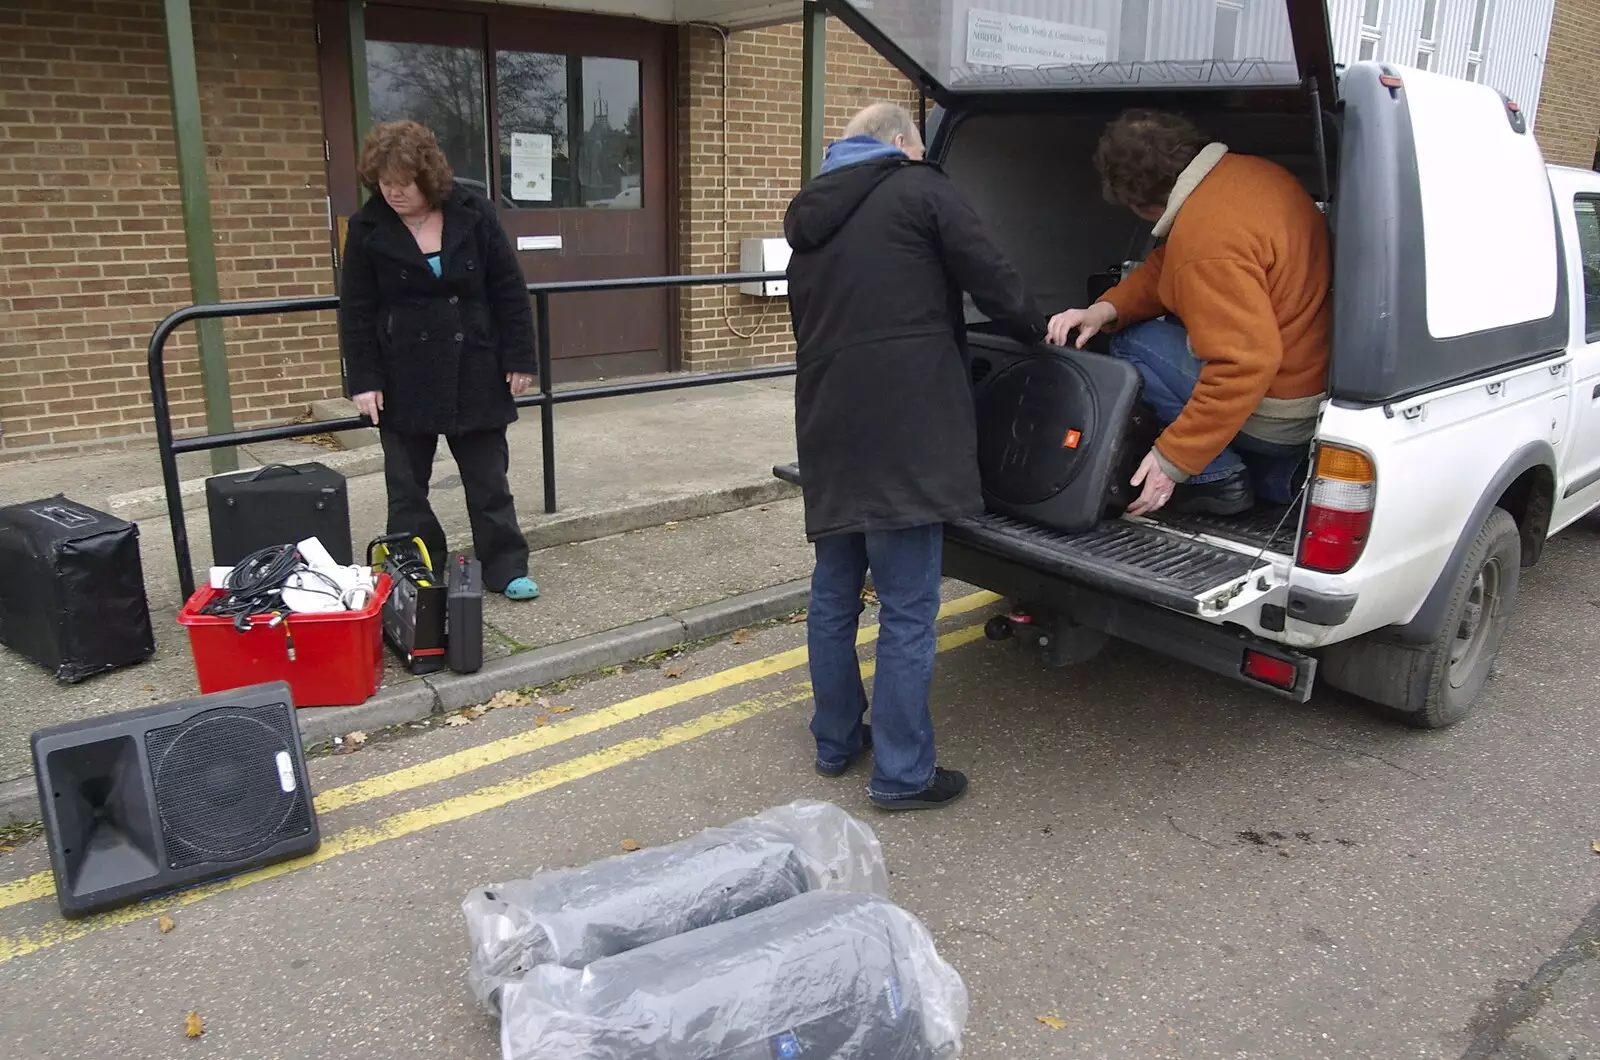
[369,534,447,675]
[446,555,484,675]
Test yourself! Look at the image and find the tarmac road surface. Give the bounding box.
[3,530,1599,1059]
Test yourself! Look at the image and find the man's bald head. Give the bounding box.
[842,102,924,159]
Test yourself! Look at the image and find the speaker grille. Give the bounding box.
[145,703,311,870]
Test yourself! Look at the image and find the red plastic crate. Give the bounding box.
[177,574,392,708]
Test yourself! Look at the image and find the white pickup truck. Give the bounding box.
[778,0,1600,727]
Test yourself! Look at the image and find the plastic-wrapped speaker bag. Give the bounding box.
[463,800,887,1014]
[500,891,968,1060]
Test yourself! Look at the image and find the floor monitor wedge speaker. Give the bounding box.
[31,681,319,919]
[970,334,1160,535]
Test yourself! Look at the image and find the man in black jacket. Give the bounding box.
[785,102,1046,810]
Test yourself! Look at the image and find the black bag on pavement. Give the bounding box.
[206,463,352,567]
[0,496,156,682]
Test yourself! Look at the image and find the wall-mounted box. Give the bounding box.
[739,237,791,297]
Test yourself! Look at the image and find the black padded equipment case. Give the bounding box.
[971,335,1159,534]
[0,495,156,682]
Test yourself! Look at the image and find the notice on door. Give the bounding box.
[510,133,553,202]
[966,9,1109,67]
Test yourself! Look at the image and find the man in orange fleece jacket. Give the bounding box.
[1047,110,1331,517]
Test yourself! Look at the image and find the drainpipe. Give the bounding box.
[348,0,372,204]
[800,0,826,181]
[161,0,236,473]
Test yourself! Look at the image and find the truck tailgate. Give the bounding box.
[773,463,1268,616]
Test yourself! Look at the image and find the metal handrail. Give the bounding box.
[147,270,790,598]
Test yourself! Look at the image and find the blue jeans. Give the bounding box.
[1109,319,1305,504]
[808,525,943,799]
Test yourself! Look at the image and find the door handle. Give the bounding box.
[1592,383,1600,401]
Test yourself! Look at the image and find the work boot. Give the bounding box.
[1168,472,1253,517]
[869,767,968,811]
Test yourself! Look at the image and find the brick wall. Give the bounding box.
[677,17,919,371]
[1535,0,1600,169]
[0,0,336,461]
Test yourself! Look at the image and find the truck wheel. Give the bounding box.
[1320,507,1521,728]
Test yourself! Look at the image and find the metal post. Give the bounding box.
[162,0,236,473]
[536,292,557,514]
[800,0,827,181]
[148,314,197,601]
[348,0,372,204]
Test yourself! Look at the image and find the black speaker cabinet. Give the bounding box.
[31,681,320,918]
[207,462,353,567]
[0,495,156,682]
[971,334,1160,534]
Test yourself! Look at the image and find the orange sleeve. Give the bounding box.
[1099,245,1166,329]
[1153,257,1283,478]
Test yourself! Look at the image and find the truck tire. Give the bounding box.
[1319,507,1521,728]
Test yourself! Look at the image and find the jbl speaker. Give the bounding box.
[207,463,352,567]
[0,495,156,682]
[30,681,320,918]
[971,334,1160,534]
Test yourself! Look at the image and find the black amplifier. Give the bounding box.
[207,463,352,567]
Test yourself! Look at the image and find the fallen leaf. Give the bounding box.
[550,706,575,714]
[142,685,155,693]
[534,714,551,727]
[1592,840,1600,855]
[663,662,690,679]
[0,845,14,855]
[620,838,642,852]
[345,731,367,747]
[731,628,752,645]
[663,521,680,530]
[158,915,176,934]
[184,1011,204,1039]
[1037,1015,1068,1031]
[445,715,473,727]
[486,690,530,711]
[788,611,807,624]
[861,589,880,606]
[460,706,487,720]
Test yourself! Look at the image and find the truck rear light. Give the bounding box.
[1298,445,1375,575]
[1243,650,1298,690]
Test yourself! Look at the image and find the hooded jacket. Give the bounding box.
[784,142,1046,540]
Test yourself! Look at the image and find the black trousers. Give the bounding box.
[380,427,529,592]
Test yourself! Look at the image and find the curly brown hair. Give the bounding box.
[357,120,454,206]
[1092,110,1209,212]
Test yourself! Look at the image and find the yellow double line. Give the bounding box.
[0,591,998,962]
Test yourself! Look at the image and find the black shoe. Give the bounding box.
[870,767,968,810]
[815,725,872,778]
[1168,474,1254,517]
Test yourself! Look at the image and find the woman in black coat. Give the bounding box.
[338,120,539,600]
